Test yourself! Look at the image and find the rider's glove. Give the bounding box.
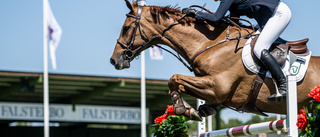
[182,8,198,17]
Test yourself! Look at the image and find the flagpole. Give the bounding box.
[43,0,50,137]
[137,1,162,136]
[137,0,147,136]
[141,51,146,137]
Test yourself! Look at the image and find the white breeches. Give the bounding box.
[253,2,292,59]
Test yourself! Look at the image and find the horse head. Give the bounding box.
[110,0,153,70]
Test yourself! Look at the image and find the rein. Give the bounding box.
[190,16,256,64]
[117,5,256,72]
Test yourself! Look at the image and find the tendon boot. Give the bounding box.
[260,49,287,101]
[171,91,186,115]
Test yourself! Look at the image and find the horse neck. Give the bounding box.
[142,7,246,64]
[150,21,230,63]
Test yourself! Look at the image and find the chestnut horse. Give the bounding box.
[110,0,320,120]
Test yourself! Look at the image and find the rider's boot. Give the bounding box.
[260,49,287,101]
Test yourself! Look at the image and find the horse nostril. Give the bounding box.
[110,58,116,66]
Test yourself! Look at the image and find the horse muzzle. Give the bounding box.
[110,56,131,70]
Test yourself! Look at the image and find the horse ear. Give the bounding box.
[125,0,133,12]
[132,1,138,7]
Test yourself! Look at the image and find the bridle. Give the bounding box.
[117,5,256,72]
[117,5,194,71]
[117,5,147,60]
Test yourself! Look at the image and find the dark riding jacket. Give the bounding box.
[195,0,280,28]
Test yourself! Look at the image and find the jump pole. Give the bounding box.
[199,119,287,137]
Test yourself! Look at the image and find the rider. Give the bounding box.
[182,0,291,101]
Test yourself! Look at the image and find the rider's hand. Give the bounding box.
[182,8,198,17]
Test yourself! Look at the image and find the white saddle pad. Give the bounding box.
[242,35,312,82]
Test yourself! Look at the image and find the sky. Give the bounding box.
[0,0,319,123]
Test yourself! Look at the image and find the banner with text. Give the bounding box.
[0,102,149,124]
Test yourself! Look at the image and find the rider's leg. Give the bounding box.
[253,2,292,100]
[260,49,287,100]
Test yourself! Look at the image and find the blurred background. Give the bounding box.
[0,0,319,136]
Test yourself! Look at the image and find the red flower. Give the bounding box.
[154,114,168,124]
[165,105,175,116]
[154,105,175,125]
[296,108,308,130]
[308,85,320,102]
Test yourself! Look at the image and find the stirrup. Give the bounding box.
[267,92,286,102]
[170,91,186,115]
[267,79,287,104]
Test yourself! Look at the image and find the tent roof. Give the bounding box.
[0,71,197,121]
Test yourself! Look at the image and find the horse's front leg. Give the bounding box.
[168,74,223,121]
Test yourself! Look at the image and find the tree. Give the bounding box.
[226,119,244,128]
[245,115,262,125]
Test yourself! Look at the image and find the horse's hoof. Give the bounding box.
[189,108,202,121]
[198,104,216,117]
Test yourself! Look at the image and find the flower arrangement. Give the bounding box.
[297,85,320,137]
[151,105,189,137]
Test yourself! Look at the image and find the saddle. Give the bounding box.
[237,36,309,116]
[251,36,309,68]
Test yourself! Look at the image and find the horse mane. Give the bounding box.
[149,5,196,25]
[140,4,253,29]
[125,1,253,30]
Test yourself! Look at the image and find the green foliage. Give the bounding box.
[263,115,278,122]
[186,121,197,134]
[219,119,226,129]
[244,115,263,125]
[227,119,243,127]
[151,115,189,137]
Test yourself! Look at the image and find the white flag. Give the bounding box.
[46,1,62,70]
[149,46,164,60]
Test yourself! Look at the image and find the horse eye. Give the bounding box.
[122,26,131,35]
